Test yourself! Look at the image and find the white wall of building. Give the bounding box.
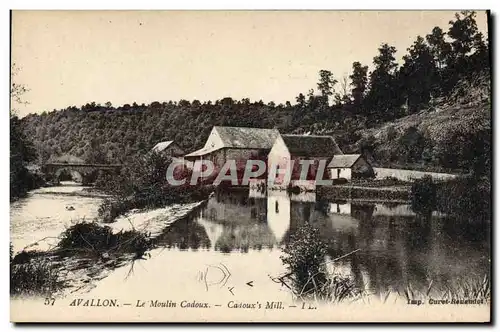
[330,167,352,180]
[267,135,291,189]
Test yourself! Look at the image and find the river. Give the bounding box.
[10,184,490,305]
[10,182,105,253]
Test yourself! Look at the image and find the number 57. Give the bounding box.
[44,298,55,306]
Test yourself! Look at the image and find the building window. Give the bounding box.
[337,169,341,178]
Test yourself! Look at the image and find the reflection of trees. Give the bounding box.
[156,214,211,250]
[158,188,490,299]
[214,224,276,252]
[207,190,267,224]
[347,208,490,297]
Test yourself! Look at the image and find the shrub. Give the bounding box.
[397,126,430,164]
[386,125,398,141]
[57,222,155,259]
[97,150,213,222]
[99,184,213,223]
[10,251,62,296]
[435,175,491,221]
[280,224,364,302]
[410,176,436,213]
[281,224,328,295]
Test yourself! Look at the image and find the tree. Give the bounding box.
[469,32,490,73]
[426,27,452,70]
[10,63,29,116]
[373,43,398,74]
[365,43,400,120]
[399,36,437,112]
[10,64,39,200]
[448,11,480,60]
[295,93,306,108]
[349,62,368,106]
[84,138,108,164]
[281,224,328,296]
[397,126,429,164]
[316,70,338,105]
[334,75,351,106]
[441,11,487,92]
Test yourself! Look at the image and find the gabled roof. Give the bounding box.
[214,126,280,149]
[328,154,362,168]
[185,146,216,157]
[281,134,343,157]
[152,141,174,152]
[185,126,280,157]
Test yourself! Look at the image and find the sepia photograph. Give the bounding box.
[9,10,492,323]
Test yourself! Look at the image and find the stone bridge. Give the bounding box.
[42,163,123,184]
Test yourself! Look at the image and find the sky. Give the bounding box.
[11,10,489,117]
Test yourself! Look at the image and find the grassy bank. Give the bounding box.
[95,151,213,223]
[10,246,63,297]
[10,221,156,297]
[99,184,213,223]
[317,183,410,202]
[11,152,215,296]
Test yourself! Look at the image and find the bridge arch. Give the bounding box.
[53,167,84,183]
[42,163,122,185]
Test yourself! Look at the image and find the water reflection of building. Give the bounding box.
[329,201,351,215]
[196,190,319,250]
[267,191,291,243]
[196,190,276,251]
[180,189,489,301]
[196,217,224,250]
[204,190,267,224]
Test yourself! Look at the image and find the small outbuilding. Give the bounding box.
[327,154,373,181]
[267,134,343,189]
[151,141,185,157]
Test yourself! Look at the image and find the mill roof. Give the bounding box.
[281,134,343,157]
[214,126,280,149]
[152,141,174,152]
[185,126,280,157]
[327,154,362,168]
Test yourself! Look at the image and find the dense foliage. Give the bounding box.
[281,224,328,295]
[16,11,490,177]
[96,151,212,222]
[410,174,491,222]
[10,64,45,200]
[410,176,437,213]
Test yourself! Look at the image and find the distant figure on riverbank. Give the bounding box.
[65,205,75,211]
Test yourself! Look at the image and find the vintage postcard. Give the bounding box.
[9,10,491,323]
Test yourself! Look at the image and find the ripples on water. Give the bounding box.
[11,184,490,300]
[152,189,491,298]
[10,182,103,252]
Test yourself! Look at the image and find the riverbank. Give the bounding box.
[10,188,210,297]
[317,182,411,202]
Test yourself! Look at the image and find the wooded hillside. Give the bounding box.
[18,11,491,176]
